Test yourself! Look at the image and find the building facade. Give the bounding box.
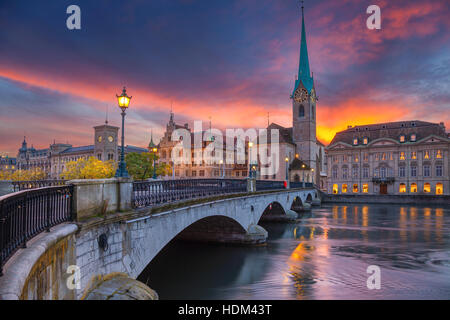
[16,121,147,178]
[326,121,450,195]
[0,156,16,174]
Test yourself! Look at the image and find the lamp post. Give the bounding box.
[285,156,290,189]
[248,141,253,178]
[151,147,158,179]
[115,87,131,178]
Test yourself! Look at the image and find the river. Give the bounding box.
[138,204,450,299]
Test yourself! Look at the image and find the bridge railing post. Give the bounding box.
[247,177,256,193]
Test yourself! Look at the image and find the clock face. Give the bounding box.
[108,136,114,143]
[97,136,102,142]
[294,87,308,102]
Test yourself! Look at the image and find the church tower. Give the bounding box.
[291,2,317,170]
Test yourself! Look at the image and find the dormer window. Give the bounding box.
[399,135,406,143]
[353,138,358,145]
[363,137,368,145]
[410,134,416,142]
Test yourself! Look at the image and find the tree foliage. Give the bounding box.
[125,152,171,180]
[60,157,116,180]
[0,168,47,181]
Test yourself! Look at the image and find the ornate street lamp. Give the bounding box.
[248,141,254,178]
[115,87,131,178]
[151,147,158,179]
[285,156,290,189]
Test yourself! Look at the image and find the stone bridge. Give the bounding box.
[0,178,319,300]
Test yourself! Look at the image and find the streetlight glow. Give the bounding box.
[116,87,132,109]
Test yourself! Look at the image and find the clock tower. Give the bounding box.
[94,122,119,162]
[291,3,317,170]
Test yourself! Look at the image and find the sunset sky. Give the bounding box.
[1,0,449,155]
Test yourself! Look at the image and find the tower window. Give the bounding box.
[399,135,405,143]
[299,105,305,117]
[363,137,368,145]
[311,105,315,120]
[410,134,416,142]
[353,138,358,145]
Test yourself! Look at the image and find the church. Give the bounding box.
[258,4,327,190]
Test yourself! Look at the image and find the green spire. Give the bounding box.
[293,3,314,95]
[148,129,156,149]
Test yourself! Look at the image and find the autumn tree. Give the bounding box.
[60,157,116,179]
[1,168,48,181]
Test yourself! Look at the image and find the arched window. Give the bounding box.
[299,105,305,117]
[410,183,417,193]
[342,184,348,193]
[353,184,358,193]
[399,183,406,193]
[311,105,315,119]
[423,183,431,193]
[436,183,443,195]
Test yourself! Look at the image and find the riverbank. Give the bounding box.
[321,193,450,205]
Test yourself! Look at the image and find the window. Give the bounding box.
[333,184,338,194]
[411,151,417,159]
[363,167,369,178]
[342,167,348,179]
[423,165,430,177]
[399,166,405,177]
[423,183,431,193]
[332,167,338,179]
[399,135,405,142]
[107,153,114,160]
[353,138,358,145]
[374,168,379,177]
[399,152,406,160]
[363,184,369,193]
[375,153,380,161]
[436,183,443,195]
[410,183,417,193]
[299,105,305,117]
[236,171,240,177]
[192,170,197,177]
[311,105,315,119]
[436,165,443,177]
[380,167,387,178]
[354,154,359,162]
[399,183,406,193]
[363,153,369,162]
[353,184,358,193]
[363,137,368,145]
[411,166,417,177]
[199,170,205,177]
[382,153,387,161]
[352,167,358,178]
[97,153,102,160]
[333,156,338,163]
[410,134,416,142]
[436,150,443,159]
[424,151,430,159]
[342,184,348,193]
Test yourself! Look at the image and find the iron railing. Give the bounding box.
[256,180,286,191]
[0,185,74,276]
[133,179,248,208]
[12,180,67,192]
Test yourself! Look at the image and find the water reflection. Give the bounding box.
[140,204,450,299]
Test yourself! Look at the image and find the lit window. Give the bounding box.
[399,183,406,193]
[342,184,348,193]
[423,183,431,193]
[363,137,368,145]
[436,183,443,195]
[333,184,338,194]
[411,151,416,159]
[436,150,442,159]
[362,184,369,193]
[353,138,358,145]
[354,154,359,162]
[353,184,358,193]
[424,151,430,159]
[399,152,405,160]
[410,183,417,193]
[410,134,416,142]
[399,135,405,143]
